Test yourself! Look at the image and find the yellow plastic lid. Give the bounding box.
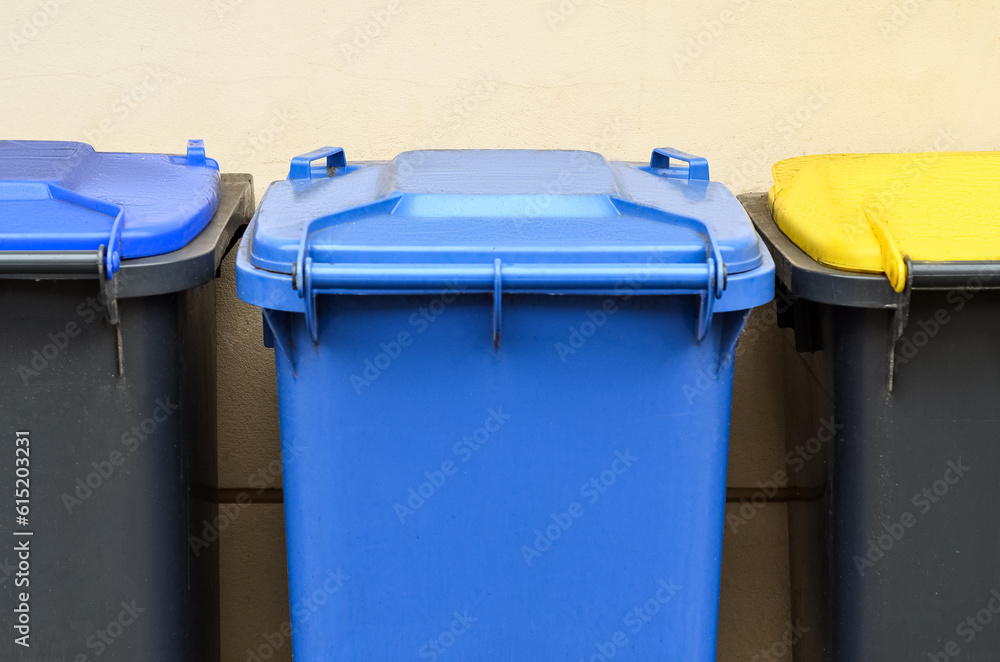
[768,152,1000,292]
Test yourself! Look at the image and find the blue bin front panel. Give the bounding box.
[271,293,745,662]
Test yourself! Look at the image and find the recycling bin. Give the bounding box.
[237,146,774,661]
[741,151,1000,662]
[0,140,254,661]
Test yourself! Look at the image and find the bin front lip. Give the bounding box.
[740,193,1000,309]
[234,216,775,314]
[0,174,254,298]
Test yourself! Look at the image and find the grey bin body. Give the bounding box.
[0,175,253,662]
[742,193,1000,662]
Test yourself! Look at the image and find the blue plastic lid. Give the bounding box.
[251,147,762,272]
[0,139,220,272]
[239,147,774,340]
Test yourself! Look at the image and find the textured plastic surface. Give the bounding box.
[0,176,253,662]
[244,149,763,280]
[268,296,752,662]
[768,152,1000,291]
[743,193,1000,661]
[110,174,255,297]
[1,285,220,662]
[780,293,1000,662]
[0,139,221,263]
[743,192,1000,306]
[238,148,774,661]
[240,149,772,333]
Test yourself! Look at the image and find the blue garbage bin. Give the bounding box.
[237,147,773,661]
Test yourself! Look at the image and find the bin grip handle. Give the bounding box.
[291,194,726,343]
[0,182,124,279]
[650,147,710,181]
[288,146,347,180]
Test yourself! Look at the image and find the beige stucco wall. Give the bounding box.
[4,1,998,659]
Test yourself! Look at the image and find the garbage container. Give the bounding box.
[237,146,773,661]
[0,140,254,661]
[741,151,1000,662]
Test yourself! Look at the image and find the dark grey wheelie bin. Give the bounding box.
[0,140,253,661]
[740,151,1000,662]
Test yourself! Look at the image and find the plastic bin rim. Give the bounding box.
[740,192,1000,309]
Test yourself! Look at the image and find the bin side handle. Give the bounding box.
[608,196,727,299]
[609,195,726,340]
[292,195,727,343]
[0,182,125,280]
[291,195,404,342]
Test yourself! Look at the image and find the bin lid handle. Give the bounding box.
[290,194,727,343]
[0,181,125,279]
